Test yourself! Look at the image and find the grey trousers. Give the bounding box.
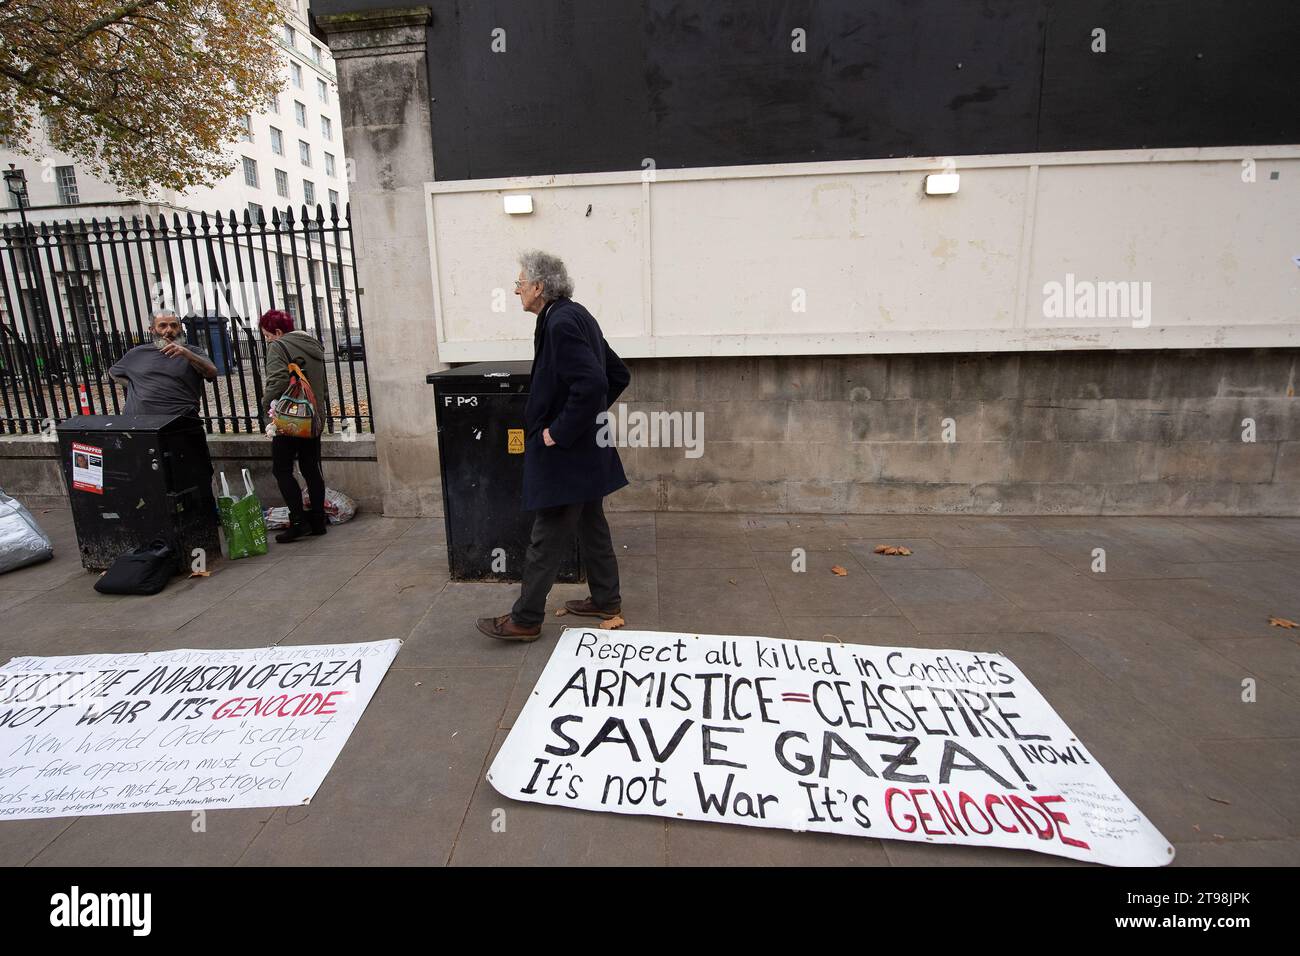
[511,497,621,627]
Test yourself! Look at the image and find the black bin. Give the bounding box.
[184,311,233,375]
[427,362,583,583]
[57,415,220,571]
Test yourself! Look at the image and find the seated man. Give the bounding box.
[108,310,217,418]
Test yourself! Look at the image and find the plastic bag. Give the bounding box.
[308,487,357,525]
[217,469,269,559]
[264,488,356,528]
[0,488,54,574]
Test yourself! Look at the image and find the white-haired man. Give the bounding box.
[477,251,631,641]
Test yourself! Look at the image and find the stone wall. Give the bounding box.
[607,348,1299,515]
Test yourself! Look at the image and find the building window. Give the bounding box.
[238,114,253,142]
[317,78,328,103]
[329,261,342,287]
[311,44,322,65]
[267,94,279,114]
[55,165,79,204]
[270,126,284,156]
[282,24,295,48]
[320,116,332,141]
[248,202,264,223]
[242,157,259,188]
[294,101,307,128]
[324,152,336,177]
[275,168,289,198]
[291,62,303,89]
[303,180,315,206]
[328,189,339,211]
[298,141,311,167]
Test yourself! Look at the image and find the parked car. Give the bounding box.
[339,333,365,361]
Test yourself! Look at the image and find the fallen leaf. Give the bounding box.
[1205,795,1232,806]
[597,615,626,630]
[728,578,737,585]
[831,565,848,576]
[554,607,569,617]
[1269,616,1298,628]
[876,544,912,556]
[189,570,211,578]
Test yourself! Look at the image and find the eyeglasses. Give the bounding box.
[514,279,535,290]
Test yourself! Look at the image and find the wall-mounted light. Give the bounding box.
[503,194,533,214]
[924,173,960,196]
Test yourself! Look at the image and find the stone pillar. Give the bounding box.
[317,7,445,516]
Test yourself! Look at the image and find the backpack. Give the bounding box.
[94,537,177,595]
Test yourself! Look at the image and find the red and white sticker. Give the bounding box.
[71,441,104,494]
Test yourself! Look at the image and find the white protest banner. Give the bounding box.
[0,640,399,819]
[490,629,1174,866]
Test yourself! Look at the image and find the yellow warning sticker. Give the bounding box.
[507,428,525,454]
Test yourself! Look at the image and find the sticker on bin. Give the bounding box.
[71,441,104,494]
[508,428,525,453]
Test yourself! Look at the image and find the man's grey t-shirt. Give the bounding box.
[108,343,209,417]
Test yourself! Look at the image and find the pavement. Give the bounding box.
[0,506,1297,866]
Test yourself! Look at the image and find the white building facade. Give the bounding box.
[0,1,356,340]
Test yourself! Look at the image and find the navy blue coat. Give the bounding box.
[522,297,630,511]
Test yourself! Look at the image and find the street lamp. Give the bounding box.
[3,163,55,419]
[3,164,36,305]
[3,164,27,210]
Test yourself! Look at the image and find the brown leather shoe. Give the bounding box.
[563,597,623,619]
[477,613,542,642]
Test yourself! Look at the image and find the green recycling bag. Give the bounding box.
[217,469,268,560]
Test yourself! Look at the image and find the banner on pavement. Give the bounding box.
[0,640,399,820]
[490,629,1173,866]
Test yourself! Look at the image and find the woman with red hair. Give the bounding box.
[259,309,329,542]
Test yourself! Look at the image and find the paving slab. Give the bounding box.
[1195,739,1300,836]
[948,547,1136,611]
[757,550,897,617]
[450,731,667,866]
[657,535,756,569]
[1036,610,1300,739]
[29,808,277,867]
[398,583,532,668]
[237,665,514,866]
[845,537,970,570]
[1202,636,1300,699]
[280,571,447,645]
[657,567,787,637]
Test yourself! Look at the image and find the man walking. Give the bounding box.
[108,309,217,417]
[477,251,630,642]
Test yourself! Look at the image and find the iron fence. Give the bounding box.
[0,204,372,435]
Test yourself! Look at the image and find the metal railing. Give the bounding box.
[0,204,372,435]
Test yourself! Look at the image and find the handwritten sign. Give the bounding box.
[0,640,399,819]
[490,629,1174,866]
